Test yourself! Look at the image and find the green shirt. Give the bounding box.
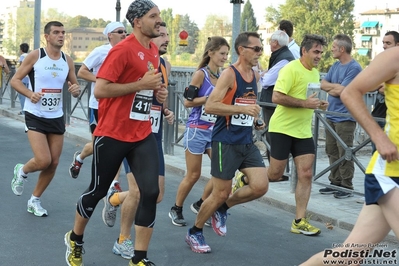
[269,59,320,139]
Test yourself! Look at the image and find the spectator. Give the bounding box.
[319,34,362,199]
[278,20,300,59]
[18,43,29,115]
[268,34,328,236]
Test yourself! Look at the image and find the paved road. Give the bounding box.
[0,115,393,266]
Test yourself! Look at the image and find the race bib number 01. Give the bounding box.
[150,105,162,133]
[200,105,217,123]
[130,90,153,121]
[41,88,61,111]
[231,98,256,127]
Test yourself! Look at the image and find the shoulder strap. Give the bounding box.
[61,51,66,62]
[39,48,46,59]
[160,58,168,87]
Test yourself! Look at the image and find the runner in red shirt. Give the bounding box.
[64,1,167,265]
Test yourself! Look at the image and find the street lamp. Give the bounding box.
[231,0,243,63]
[116,0,121,22]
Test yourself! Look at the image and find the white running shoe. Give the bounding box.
[112,238,134,259]
[102,181,122,227]
[11,163,26,196]
[27,198,48,217]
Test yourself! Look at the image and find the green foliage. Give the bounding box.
[194,15,232,66]
[240,0,258,32]
[161,9,176,57]
[264,5,282,27]
[180,52,191,61]
[352,53,370,69]
[265,0,355,72]
[175,15,200,55]
[68,15,92,29]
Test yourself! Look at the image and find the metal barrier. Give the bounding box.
[0,65,382,197]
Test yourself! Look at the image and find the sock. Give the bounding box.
[218,202,229,213]
[30,195,40,201]
[295,218,302,224]
[70,230,84,243]
[132,250,147,264]
[19,167,27,178]
[173,204,183,211]
[109,192,122,206]
[118,234,131,244]
[76,154,84,163]
[189,226,202,234]
[197,198,204,207]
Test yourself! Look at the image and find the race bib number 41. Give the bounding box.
[130,90,153,121]
[231,98,255,127]
[41,88,61,111]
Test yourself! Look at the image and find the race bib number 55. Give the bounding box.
[231,98,255,126]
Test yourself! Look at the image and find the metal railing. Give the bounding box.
[1,65,381,196]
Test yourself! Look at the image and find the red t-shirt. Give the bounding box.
[94,35,159,142]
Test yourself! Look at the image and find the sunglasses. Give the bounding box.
[111,30,127,34]
[242,45,264,52]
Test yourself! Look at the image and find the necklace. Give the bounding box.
[206,65,220,79]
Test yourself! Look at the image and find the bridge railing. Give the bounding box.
[1,65,382,196]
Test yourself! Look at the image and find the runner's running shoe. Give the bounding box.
[185,229,211,253]
[11,163,26,195]
[69,151,83,179]
[290,218,321,235]
[211,210,227,236]
[64,230,85,266]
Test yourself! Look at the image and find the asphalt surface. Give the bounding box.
[0,115,357,266]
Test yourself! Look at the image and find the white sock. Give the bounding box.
[76,154,84,163]
[30,195,40,202]
[19,166,27,178]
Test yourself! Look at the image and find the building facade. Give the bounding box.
[64,28,107,60]
[356,8,399,59]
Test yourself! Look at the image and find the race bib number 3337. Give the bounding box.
[231,98,255,126]
[41,88,62,111]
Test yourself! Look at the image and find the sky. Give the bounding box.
[1,0,399,28]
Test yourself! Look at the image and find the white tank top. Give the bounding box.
[24,48,69,118]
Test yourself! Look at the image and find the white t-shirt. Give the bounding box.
[288,39,300,59]
[82,44,112,109]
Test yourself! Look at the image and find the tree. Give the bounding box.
[265,0,355,72]
[175,15,199,55]
[160,9,175,57]
[240,0,258,32]
[195,15,232,64]
[68,15,92,29]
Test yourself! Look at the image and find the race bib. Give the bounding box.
[150,105,162,133]
[231,98,255,127]
[130,90,153,121]
[41,88,61,111]
[200,105,217,123]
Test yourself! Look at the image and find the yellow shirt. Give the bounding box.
[269,59,319,138]
[366,83,399,177]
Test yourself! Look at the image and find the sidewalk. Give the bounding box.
[1,105,396,242]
